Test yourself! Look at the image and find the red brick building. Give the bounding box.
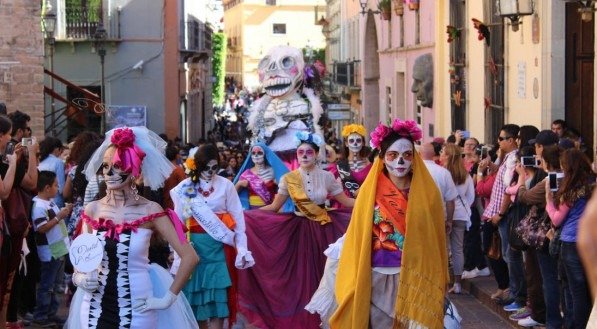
[0,0,45,137]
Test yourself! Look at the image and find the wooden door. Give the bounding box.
[565,2,594,157]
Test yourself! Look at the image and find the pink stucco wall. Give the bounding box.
[372,0,437,141]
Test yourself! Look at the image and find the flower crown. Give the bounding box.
[110,127,146,177]
[295,131,324,148]
[370,119,423,150]
[341,124,367,138]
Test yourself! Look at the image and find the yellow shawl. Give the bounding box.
[330,153,448,329]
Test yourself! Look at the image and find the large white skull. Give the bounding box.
[258,46,304,98]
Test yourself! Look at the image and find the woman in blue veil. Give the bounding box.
[233,142,294,212]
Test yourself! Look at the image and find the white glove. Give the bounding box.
[73,271,99,293]
[133,291,177,313]
[235,249,255,269]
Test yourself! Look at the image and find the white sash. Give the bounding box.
[189,200,235,246]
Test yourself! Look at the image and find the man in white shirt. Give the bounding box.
[420,143,457,233]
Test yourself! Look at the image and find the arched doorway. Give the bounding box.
[362,11,380,134]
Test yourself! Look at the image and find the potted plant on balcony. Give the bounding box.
[378,0,392,20]
[393,0,404,16]
[407,0,419,11]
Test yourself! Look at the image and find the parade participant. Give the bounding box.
[238,131,354,329]
[247,46,325,169]
[233,143,293,211]
[66,127,199,329]
[336,124,371,198]
[331,119,448,328]
[171,143,254,329]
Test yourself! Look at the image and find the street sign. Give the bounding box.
[106,105,147,129]
[327,103,351,110]
[328,110,351,120]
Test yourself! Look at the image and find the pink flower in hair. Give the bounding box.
[110,128,146,177]
[391,119,423,142]
[370,124,392,149]
[111,128,135,148]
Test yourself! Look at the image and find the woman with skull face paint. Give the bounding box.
[233,143,293,211]
[171,144,254,329]
[237,132,354,329]
[331,119,452,329]
[336,124,372,199]
[66,127,200,329]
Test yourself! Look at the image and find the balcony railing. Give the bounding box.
[61,4,120,40]
[65,5,101,39]
[334,61,361,88]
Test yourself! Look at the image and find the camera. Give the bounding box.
[548,172,564,192]
[521,156,539,167]
[475,145,489,159]
[21,137,32,147]
[461,130,470,139]
[4,141,15,155]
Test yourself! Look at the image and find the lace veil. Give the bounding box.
[83,126,174,190]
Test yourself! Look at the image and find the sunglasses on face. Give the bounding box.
[251,151,264,156]
[297,149,316,157]
[348,138,362,144]
[498,135,512,142]
[204,164,218,171]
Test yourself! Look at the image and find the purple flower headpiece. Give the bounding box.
[370,119,423,149]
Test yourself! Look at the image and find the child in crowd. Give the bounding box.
[31,171,72,326]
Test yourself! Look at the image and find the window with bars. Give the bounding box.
[449,0,466,132]
[483,2,505,144]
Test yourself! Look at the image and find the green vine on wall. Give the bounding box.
[212,32,227,107]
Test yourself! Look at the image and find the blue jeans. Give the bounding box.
[560,242,592,329]
[498,217,525,301]
[536,250,563,329]
[33,257,64,321]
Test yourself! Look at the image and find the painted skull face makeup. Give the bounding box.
[347,133,364,154]
[384,138,414,178]
[201,159,219,181]
[251,146,265,165]
[297,144,317,168]
[102,147,132,190]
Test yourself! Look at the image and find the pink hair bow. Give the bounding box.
[111,128,146,177]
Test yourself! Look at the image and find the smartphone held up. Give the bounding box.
[548,172,565,192]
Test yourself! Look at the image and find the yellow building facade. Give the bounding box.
[223,0,326,90]
[435,0,594,156]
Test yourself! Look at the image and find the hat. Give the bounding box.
[528,130,558,146]
[558,138,575,150]
[432,137,446,145]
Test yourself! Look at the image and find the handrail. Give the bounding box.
[44,69,100,102]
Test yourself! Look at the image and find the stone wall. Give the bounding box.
[0,0,44,137]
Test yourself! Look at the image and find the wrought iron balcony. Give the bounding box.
[62,4,120,40]
[65,5,101,39]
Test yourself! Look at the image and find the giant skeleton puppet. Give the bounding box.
[247,45,324,169]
